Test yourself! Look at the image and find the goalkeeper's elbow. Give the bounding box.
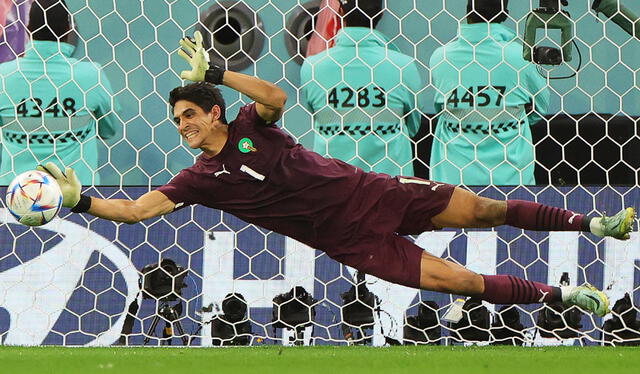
[261,83,287,112]
[272,88,287,110]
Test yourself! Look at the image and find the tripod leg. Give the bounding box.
[143,315,161,345]
[118,298,139,345]
[167,307,189,346]
[189,324,203,346]
[174,319,189,346]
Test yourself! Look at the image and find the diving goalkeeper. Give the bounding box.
[39,32,636,317]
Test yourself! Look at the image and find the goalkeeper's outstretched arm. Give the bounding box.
[86,191,175,224]
[37,162,175,224]
[219,70,287,123]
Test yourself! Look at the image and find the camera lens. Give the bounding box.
[533,46,563,65]
[222,294,247,321]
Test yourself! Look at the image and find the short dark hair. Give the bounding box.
[28,0,72,41]
[467,0,509,24]
[169,82,227,123]
[340,0,384,29]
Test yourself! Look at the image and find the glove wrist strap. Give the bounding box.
[205,64,226,85]
[71,194,92,213]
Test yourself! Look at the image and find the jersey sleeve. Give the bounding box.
[156,170,197,210]
[402,61,424,137]
[523,64,549,125]
[84,63,120,139]
[428,47,447,114]
[299,60,315,113]
[235,102,271,128]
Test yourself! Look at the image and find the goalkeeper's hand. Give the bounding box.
[36,162,81,208]
[178,31,226,84]
[178,31,210,82]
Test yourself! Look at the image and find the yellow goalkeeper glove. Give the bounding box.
[36,162,81,209]
[178,31,225,84]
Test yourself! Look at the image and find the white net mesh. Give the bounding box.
[0,0,639,346]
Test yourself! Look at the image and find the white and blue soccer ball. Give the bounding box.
[5,170,63,226]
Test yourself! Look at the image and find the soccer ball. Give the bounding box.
[5,170,63,226]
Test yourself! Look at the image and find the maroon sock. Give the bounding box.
[505,200,590,232]
[480,274,561,304]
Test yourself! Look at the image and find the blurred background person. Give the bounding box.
[305,0,342,58]
[0,0,31,63]
[300,0,423,176]
[429,0,549,186]
[0,0,119,185]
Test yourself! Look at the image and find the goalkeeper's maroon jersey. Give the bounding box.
[157,103,451,262]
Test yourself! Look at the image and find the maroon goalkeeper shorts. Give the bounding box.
[326,178,456,289]
[329,233,425,288]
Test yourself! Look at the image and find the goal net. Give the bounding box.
[0,0,638,346]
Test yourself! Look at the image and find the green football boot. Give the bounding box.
[600,207,636,240]
[565,284,610,317]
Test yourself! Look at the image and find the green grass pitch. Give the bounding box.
[1,346,639,374]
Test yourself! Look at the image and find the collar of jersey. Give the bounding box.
[334,27,399,52]
[24,40,75,59]
[458,23,516,44]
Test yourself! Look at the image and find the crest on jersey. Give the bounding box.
[238,138,257,153]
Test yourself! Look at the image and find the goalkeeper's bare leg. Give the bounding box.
[416,186,634,317]
[431,187,636,240]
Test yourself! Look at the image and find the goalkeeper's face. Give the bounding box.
[173,99,221,150]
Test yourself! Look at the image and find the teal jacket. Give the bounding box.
[301,27,423,176]
[430,23,549,185]
[0,41,119,185]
